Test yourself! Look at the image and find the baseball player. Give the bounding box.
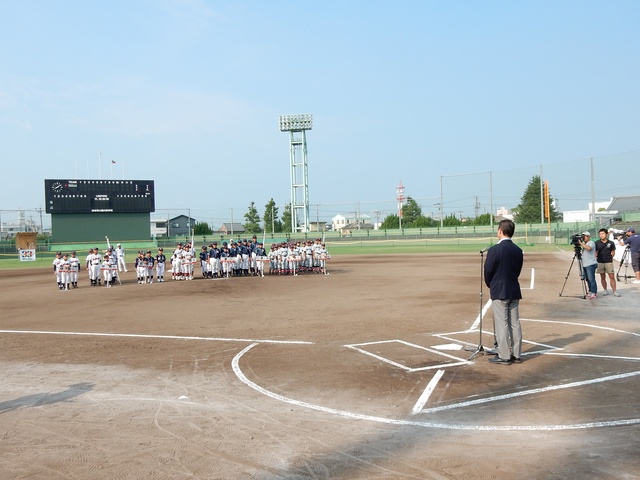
[101,254,112,287]
[52,251,64,289]
[155,247,166,282]
[145,251,155,283]
[60,253,71,290]
[255,242,267,277]
[68,251,81,288]
[209,242,221,278]
[135,251,146,284]
[318,242,330,275]
[86,247,102,286]
[171,243,184,280]
[115,243,128,272]
[200,246,209,278]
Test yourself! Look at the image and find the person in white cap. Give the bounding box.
[115,243,127,272]
[579,231,598,298]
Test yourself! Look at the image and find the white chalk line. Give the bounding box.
[469,300,492,331]
[411,369,445,415]
[0,329,313,345]
[418,370,640,414]
[521,319,640,338]
[232,343,640,431]
[344,340,472,372]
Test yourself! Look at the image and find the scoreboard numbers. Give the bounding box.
[44,179,155,214]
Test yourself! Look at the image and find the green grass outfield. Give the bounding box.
[0,239,571,270]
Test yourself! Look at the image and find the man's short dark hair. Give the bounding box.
[498,219,515,238]
[598,228,608,234]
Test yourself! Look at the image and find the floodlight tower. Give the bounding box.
[279,114,312,233]
[396,181,406,229]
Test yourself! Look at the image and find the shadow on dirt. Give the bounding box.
[0,382,94,413]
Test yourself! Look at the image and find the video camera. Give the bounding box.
[570,233,583,256]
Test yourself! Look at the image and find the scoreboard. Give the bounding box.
[44,179,155,214]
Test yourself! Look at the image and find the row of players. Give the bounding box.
[136,239,331,284]
[51,239,330,289]
[52,249,118,290]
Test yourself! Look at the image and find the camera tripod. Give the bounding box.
[559,250,588,299]
[616,245,634,283]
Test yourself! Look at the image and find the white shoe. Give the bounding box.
[613,291,621,297]
[602,290,609,296]
[633,280,640,284]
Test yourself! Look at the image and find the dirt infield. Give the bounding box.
[0,252,638,479]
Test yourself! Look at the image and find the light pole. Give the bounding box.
[279,114,312,233]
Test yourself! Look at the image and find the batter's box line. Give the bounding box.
[344,339,472,372]
[416,370,640,414]
[432,331,563,356]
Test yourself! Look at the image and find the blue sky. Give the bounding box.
[1,1,639,228]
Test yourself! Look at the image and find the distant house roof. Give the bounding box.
[608,195,640,213]
[342,222,374,230]
[218,223,245,234]
[169,215,196,222]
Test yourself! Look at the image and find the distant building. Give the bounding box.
[495,207,513,221]
[168,215,196,238]
[607,195,640,214]
[0,211,39,240]
[562,199,613,223]
[217,223,245,236]
[331,213,372,231]
[150,217,168,237]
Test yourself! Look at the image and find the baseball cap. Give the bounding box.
[582,231,591,236]
[626,227,635,233]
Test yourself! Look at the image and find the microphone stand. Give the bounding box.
[466,247,496,360]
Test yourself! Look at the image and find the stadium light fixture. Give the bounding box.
[279,114,313,132]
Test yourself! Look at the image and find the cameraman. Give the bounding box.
[579,231,598,298]
[619,227,640,284]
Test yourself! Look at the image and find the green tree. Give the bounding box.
[513,175,560,223]
[263,198,283,233]
[472,213,493,226]
[442,214,462,226]
[243,201,263,234]
[412,215,437,228]
[380,214,400,229]
[401,197,422,225]
[282,203,292,233]
[193,221,212,235]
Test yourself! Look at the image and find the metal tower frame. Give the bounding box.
[279,114,312,233]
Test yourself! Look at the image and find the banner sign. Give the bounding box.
[19,249,37,262]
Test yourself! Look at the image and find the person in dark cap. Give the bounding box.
[145,250,155,283]
[52,251,64,290]
[200,245,210,278]
[156,247,166,282]
[69,250,81,288]
[619,227,640,284]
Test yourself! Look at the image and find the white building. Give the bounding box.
[562,199,613,223]
[331,213,372,231]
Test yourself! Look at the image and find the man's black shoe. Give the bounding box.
[489,355,512,365]
[510,356,523,364]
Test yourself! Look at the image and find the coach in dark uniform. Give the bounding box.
[484,219,524,365]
